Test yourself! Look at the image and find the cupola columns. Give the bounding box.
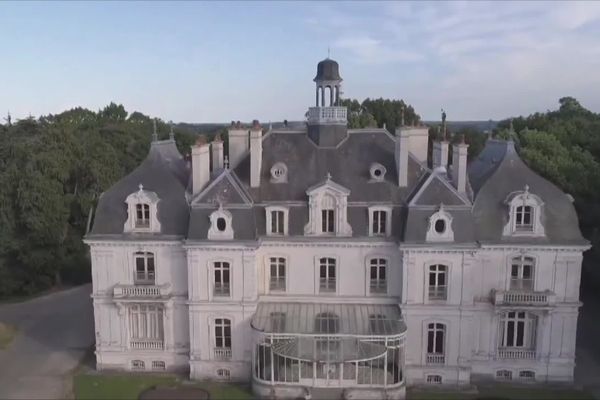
[227,121,249,169]
[191,136,210,196]
[250,120,263,188]
[211,135,224,172]
[451,138,469,193]
[395,128,409,187]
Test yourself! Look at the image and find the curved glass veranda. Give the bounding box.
[251,302,407,389]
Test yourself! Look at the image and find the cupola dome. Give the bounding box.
[314,58,342,82]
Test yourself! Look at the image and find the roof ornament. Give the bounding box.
[327,46,331,59]
[152,119,158,142]
[138,183,144,192]
[224,155,229,169]
[400,105,405,127]
[169,123,175,140]
[438,203,445,212]
[441,108,447,141]
[326,172,332,181]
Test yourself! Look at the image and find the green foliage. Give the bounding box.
[340,98,420,131]
[0,105,196,297]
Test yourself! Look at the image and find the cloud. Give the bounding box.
[334,35,423,65]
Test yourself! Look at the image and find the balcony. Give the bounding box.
[113,283,171,299]
[130,339,164,350]
[426,353,445,365]
[214,347,232,360]
[497,348,536,360]
[492,289,555,307]
[307,106,347,125]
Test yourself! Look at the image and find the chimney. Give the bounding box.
[451,136,469,193]
[250,120,263,188]
[191,136,210,196]
[395,128,409,187]
[211,133,224,172]
[227,121,249,168]
[432,140,449,170]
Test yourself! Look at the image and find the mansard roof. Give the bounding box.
[88,139,190,237]
[233,129,425,203]
[468,139,586,245]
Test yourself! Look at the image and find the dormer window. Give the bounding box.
[368,206,392,237]
[124,184,161,233]
[369,163,387,182]
[265,206,289,236]
[304,173,352,237]
[426,205,454,242]
[503,185,545,237]
[135,204,150,228]
[270,162,288,183]
[208,204,234,240]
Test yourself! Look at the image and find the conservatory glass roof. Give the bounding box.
[251,302,406,336]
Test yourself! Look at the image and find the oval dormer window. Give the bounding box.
[369,163,386,182]
[434,219,446,234]
[270,162,288,183]
[217,217,227,232]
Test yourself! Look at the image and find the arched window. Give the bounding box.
[135,203,150,228]
[216,217,227,232]
[510,256,534,291]
[426,323,446,365]
[503,185,545,237]
[515,205,533,231]
[496,370,512,381]
[208,205,234,240]
[321,194,336,233]
[499,311,537,349]
[426,205,454,242]
[314,312,339,334]
[134,252,155,284]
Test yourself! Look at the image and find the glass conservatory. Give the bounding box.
[251,302,406,394]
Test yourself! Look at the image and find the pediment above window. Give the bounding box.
[502,185,545,237]
[124,184,161,233]
[426,204,454,242]
[304,173,352,237]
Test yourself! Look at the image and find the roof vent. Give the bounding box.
[369,163,387,182]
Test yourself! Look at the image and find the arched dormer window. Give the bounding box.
[426,204,454,242]
[314,312,339,334]
[124,184,161,233]
[208,204,234,240]
[304,173,352,237]
[503,185,545,237]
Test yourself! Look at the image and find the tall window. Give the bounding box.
[426,323,445,364]
[269,257,286,292]
[515,205,533,231]
[214,318,232,349]
[134,252,155,284]
[319,258,336,293]
[499,311,537,349]
[270,312,286,333]
[135,203,150,228]
[129,304,163,341]
[322,209,335,233]
[372,210,387,236]
[510,256,534,291]
[214,262,231,297]
[270,210,285,235]
[369,258,387,294]
[428,264,447,300]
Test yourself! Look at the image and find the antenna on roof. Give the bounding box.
[152,119,158,142]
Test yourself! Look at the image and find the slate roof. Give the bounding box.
[468,140,586,245]
[88,139,190,238]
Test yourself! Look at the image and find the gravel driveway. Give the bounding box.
[0,284,94,399]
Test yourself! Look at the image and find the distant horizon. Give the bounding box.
[2,2,600,122]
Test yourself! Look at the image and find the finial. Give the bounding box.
[327,46,331,59]
[152,119,158,142]
[138,183,144,192]
[224,155,229,169]
[524,184,529,193]
[326,172,332,181]
[439,203,445,212]
[400,105,405,127]
[169,123,175,140]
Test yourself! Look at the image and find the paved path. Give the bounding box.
[0,284,94,399]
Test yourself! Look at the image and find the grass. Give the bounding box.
[408,384,593,400]
[0,322,17,349]
[73,373,253,400]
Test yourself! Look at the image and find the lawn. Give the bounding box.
[0,322,17,349]
[408,384,593,400]
[73,373,253,400]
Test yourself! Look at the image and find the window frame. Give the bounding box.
[128,304,164,342]
[213,261,231,297]
[268,256,286,292]
[368,206,392,237]
[426,322,446,356]
[503,188,545,237]
[214,318,232,349]
[499,311,537,350]
[135,203,151,228]
[134,251,156,285]
[509,255,535,291]
[428,264,448,301]
[318,257,337,294]
[265,206,289,236]
[368,258,388,295]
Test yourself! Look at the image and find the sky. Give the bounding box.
[2,1,600,123]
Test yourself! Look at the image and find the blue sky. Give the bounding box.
[2,1,600,123]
